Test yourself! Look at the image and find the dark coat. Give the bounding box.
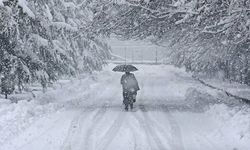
[121,72,140,92]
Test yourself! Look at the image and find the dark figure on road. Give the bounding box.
[121,72,140,111]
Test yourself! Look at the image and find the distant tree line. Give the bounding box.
[90,0,250,85]
[0,0,111,98]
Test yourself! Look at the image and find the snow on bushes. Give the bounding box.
[185,87,218,111]
[206,104,250,149]
[0,73,100,145]
[0,100,60,145]
[185,87,250,148]
[185,86,246,111]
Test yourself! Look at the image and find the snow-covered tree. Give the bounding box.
[0,0,111,96]
[90,0,250,85]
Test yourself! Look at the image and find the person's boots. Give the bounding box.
[130,103,133,110]
[125,105,128,111]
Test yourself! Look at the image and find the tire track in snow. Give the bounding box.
[132,112,154,150]
[160,105,185,150]
[155,72,185,150]
[61,111,84,150]
[127,115,148,150]
[83,104,110,150]
[138,105,173,149]
[128,124,138,150]
[62,73,122,150]
[135,76,167,149]
[62,100,117,150]
[83,85,120,150]
[136,66,184,149]
[134,105,168,150]
[137,75,176,149]
[97,111,127,150]
[60,107,96,150]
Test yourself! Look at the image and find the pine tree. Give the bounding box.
[0,0,111,97]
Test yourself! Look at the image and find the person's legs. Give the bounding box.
[123,91,126,102]
[133,91,137,102]
[123,91,129,111]
[125,104,129,111]
[127,92,134,110]
[130,103,133,109]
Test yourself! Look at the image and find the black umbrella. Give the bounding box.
[112,64,138,72]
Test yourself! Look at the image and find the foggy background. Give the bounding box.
[107,37,166,63]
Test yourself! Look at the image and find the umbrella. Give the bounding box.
[112,64,138,72]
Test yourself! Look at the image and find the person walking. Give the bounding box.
[120,71,140,111]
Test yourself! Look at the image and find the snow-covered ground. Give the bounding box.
[0,64,249,150]
[203,78,250,100]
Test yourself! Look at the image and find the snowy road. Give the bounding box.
[1,65,249,150]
